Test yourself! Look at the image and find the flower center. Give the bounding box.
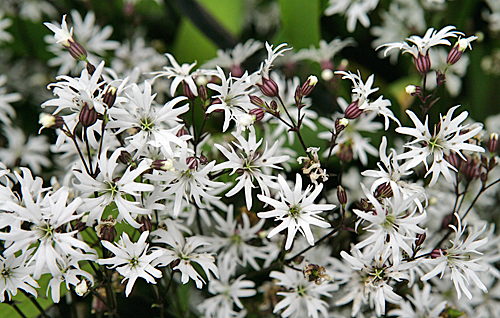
[289,204,301,218]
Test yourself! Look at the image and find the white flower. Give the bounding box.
[421,213,489,300]
[324,0,380,33]
[257,174,334,250]
[198,257,256,318]
[0,74,22,125]
[318,97,381,166]
[377,25,463,58]
[0,251,39,302]
[148,145,224,217]
[270,263,337,318]
[0,169,96,279]
[0,126,51,174]
[107,81,189,158]
[340,248,410,316]
[151,53,199,97]
[205,205,267,270]
[396,105,485,186]
[361,136,426,211]
[44,11,119,74]
[336,70,400,130]
[0,10,13,43]
[44,13,73,47]
[294,38,355,65]
[202,39,263,76]
[388,283,447,318]
[152,219,218,289]
[206,66,255,132]
[73,148,155,228]
[353,183,426,266]
[214,130,289,210]
[99,231,163,297]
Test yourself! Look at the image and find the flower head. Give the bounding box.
[257,174,334,250]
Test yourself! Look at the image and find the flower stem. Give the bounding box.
[23,291,50,318]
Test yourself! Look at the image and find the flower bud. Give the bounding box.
[199,85,208,102]
[39,113,64,129]
[337,185,347,205]
[405,85,422,96]
[301,75,318,97]
[415,232,426,247]
[230,65,244,78]
[344,100,362,119]
[170,259,181,271]
[152,159,175,172]
[335,118,348,134]
[269,100,278,112]
[321,69,334,81]
[258,77,280,98]
[118,150,133,165]
[186,157,198,170]
[337,143,353,162]
[182,81,196,99]
[176,127,189,137]
[103,86,117,108]
[446,44,463,66]
[249,108,265,122]
[199,154,208,165]
[86,63,96,75]
[75,280,88,296]
[415,53,431,75]
[488,133,498,153]
[138,215,152,234]
[375,182,393,198]
[67,39,88,61]
[249,95,266,108]
[79,102,98,127]
[430,248,446,258]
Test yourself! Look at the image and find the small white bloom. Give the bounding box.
[257,174,334,250]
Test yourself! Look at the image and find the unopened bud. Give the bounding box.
[39,113,64,129]
[375,182,393,198]
[103,86,117,108]
[436,70,446,86]
[415,53,431,75]
[67,39,88,61]
[138,216,152,234]
[118,150,132,165]
[481,171,488,184]
[335,118,348,134]
[249,95,266,108]
[405,85,421,96]
[152,159,175,172]
[488,133,498,153]
[301,75,318,96]
[86,63,96,75]
[230,65,244,78]
[269,100,278,112]
[337,185,347,205]
[75,280,88,296]
[430,248,446,258]
[446,44,463,66]
[321,69,334,81]
[199,154,208,165]
[79,102,98,127]
[176,127,189,137]
[337,143,353,162]
[182,81,196,99]
[445,152,462,171]
[415,232,426,246]
[249,108,265,122]
[199,85,208,102]
[258,77,280,98]
[344,100,362,119]
[170,259,181,271]
[186,157,198,170]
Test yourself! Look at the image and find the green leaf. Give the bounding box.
[172,0,243,64]
[276,0,321,50]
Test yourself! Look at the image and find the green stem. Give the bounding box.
[23,291,50,318]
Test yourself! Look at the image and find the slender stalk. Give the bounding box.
[8,302,27,318]
[277,96,308,154]
[63,124,91,176]
[23,291,50,318]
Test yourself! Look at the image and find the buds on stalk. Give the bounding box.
[488,133,498,153]
[39,113,65,129]
[300,75,318,97]
[103,86,117,108]
[249,108,265,122]
[337,185,347,206]
[67,39,88,61]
